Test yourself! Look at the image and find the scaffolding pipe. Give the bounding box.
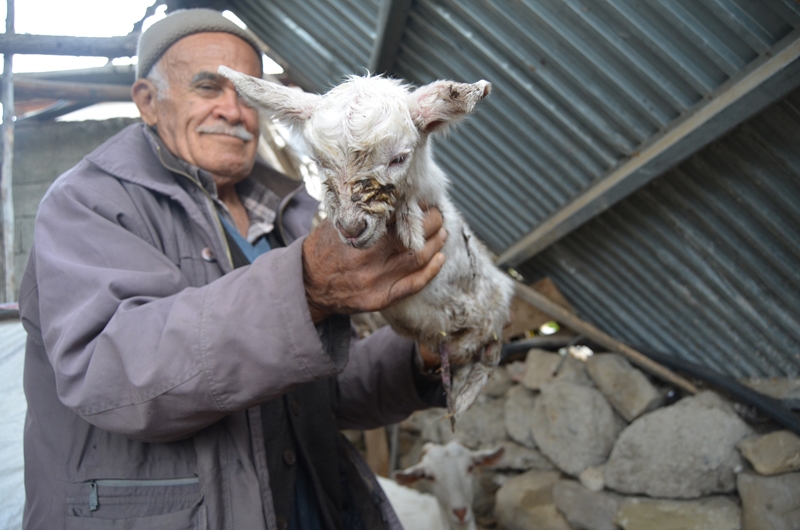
[2,0,15,303]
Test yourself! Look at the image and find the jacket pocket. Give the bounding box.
[66,477,206,530]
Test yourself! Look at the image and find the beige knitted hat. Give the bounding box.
[136,8,262,78]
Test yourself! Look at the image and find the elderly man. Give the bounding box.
[19,9,447,530]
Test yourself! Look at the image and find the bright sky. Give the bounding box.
[0,1,283,121]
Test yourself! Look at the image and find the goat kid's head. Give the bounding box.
[394,441,504,529]
[219,66,490,249]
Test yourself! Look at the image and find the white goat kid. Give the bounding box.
[219,67,514,421]
[394,441,504,530]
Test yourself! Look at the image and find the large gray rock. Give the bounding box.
[504,385,537,448]
[486,440,555,472]
[531,382,621,476]
[552,479,622,530]
[737,430,800,476]
[420,396,507,449]
[604,391,754,498]
[521,349,593,390]
[400,407,443,434]
[614,496,741,530]
[586,353,662,422]
[738,471,800,530]
[482,365,513,397]
[741,377,800,409]
[495,470,571,530]
[579,465,606,492]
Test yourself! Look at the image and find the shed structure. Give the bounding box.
[7,0,800,381]
[171,0,800,380]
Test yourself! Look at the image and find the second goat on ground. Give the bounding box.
[220,66,514,422]
[394,441,504,530]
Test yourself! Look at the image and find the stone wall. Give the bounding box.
[0,118,140,300]
[396,348,800,530]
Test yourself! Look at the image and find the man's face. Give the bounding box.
[147,32,261,189]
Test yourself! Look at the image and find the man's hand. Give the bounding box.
[302,208,447,322]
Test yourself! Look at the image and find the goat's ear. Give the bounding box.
[409,79,491,134]
[218,66,320,128]
[394,463,432,486]
[471,446,505,468]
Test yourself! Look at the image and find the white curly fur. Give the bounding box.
[220,67,514,420]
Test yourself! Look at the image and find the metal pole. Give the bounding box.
[1,0,14,303]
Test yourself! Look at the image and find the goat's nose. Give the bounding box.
[453,507,468,522]
[337,220,367,239]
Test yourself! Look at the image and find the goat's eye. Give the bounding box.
[390,155,406,167]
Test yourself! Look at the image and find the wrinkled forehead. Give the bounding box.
[305,80,419,161]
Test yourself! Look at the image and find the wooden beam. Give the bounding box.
[0,33,138,57]
[5,79,131,102]
[369,0,413,75]
[512,280,700,396]
[498,29,800,267]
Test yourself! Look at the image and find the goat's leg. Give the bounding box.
[438,342,455,430]
[395,201,426,252]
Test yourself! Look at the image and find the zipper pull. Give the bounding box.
[89,481,99,511]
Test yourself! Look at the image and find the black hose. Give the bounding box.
[500,336,573,363]
[572,339,800,436]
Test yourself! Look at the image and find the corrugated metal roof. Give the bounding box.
[517,88,800,378]
[228,0,800,256]
[210,0,800,379]
[231,0,380,89]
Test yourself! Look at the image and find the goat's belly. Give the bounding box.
[381,232,513,360]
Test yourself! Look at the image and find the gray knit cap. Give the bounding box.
[136,8,262,78]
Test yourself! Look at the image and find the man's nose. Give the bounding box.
[215,87,246,122]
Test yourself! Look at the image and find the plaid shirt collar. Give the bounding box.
[145,126,279,243]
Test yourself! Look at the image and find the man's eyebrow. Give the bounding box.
[190,71,222,84]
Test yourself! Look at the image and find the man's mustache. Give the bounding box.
[195,123,255,142]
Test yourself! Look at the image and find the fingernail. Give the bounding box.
[439,228,448,240]
[436,252,446,265]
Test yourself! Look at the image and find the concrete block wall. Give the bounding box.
[1,118,141,301]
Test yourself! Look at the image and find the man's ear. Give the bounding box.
[132,78,159,126]
[409,79,491,135]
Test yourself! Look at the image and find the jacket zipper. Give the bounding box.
[87,477,200,511]
[153,143,234,269]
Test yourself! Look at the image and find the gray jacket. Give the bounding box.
[19,123,431,529]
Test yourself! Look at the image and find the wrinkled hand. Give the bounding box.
[303,208,447,322]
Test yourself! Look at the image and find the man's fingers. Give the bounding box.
[398,227,447,270]
[421,207,443,239]
[389,252,446,303]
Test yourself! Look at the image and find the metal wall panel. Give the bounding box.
[230,0,381,90]
[392,0,800,255]
[224,0,800,257]
[517,88,800,379]
[203,0,800,379]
